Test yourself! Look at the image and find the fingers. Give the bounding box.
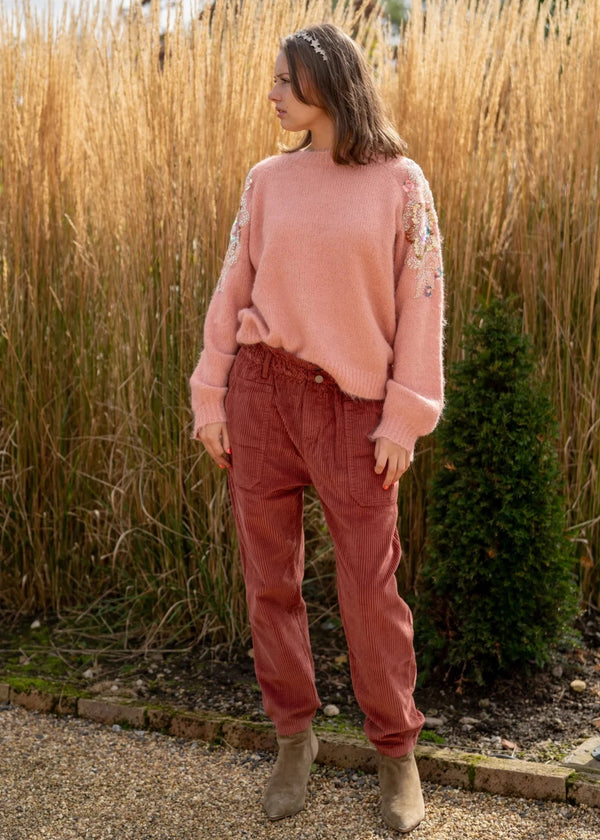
[384,453,409,488]
[374,437,410,490]
[383,453,401,489]
[374,439,387,476]
[221,424,231,456]
[197,422,231,469]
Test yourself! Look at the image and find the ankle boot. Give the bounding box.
[262,727,319,820]
[378,750,425,833]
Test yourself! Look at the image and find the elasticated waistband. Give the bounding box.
[238,343,338,387]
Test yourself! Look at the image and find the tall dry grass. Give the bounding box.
[0,0,598,651]
[389,0,600,598]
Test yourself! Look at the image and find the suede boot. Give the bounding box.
[262,727,319,820]
[378,750,425,833]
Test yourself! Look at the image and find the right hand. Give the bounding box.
[197,422,231,469]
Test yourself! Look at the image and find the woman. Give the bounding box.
[190,23,444,834]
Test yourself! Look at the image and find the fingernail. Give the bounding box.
[227,448,232,454]
[383,485,389,491]
[219,465,224,470]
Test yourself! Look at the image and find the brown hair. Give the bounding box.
[281,23,407,166]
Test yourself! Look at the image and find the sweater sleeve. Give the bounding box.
[189,170,255,437]
[371,160,445,456]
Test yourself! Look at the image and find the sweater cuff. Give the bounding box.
[370,380,444,455]
[369,419,417,460]
[189,347,237,437]
[190,383,228,438]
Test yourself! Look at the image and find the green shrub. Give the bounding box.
[415,298,577,684]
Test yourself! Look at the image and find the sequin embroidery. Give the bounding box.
[217,172,253,291]
[402,161,443,299]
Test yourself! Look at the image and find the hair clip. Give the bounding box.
[295,30,328,62]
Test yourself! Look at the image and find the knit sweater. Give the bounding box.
[190,150,444,455]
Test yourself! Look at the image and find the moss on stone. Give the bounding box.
[419,729,446,745]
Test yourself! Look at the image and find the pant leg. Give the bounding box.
[225,349,320,735]
[311,395,425,758]
[225,343,423,753]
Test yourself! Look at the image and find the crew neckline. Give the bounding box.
[295,148,335,164]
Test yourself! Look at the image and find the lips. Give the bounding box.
[276,109,286,118]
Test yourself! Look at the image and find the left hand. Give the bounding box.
[374,437,411,489]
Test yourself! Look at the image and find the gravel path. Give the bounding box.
[0,705,597,839]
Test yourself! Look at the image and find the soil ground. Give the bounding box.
[2,608,600,765]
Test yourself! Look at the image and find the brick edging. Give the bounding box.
[1,681,598,807]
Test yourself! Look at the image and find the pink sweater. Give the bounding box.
[190,150,444,455]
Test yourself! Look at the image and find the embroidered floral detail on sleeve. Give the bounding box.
[217,172,253,292]
[402,161,443,299]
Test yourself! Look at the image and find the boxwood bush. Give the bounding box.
[415,298,577,684]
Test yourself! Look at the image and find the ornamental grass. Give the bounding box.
[0,0,598,650]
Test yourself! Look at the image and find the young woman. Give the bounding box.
[190,23,444,834]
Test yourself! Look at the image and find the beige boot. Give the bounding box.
[262,727,319,820]
[378,750,425,833]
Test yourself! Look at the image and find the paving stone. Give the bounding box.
[78,698,145,727]
[146,706,174,732]
[11,688,57,713]
[169,711,224,742]
[415,745,475,789]
[221,718,277,752]
[474,755,572,801]
[563,736,600,774]
[56,695,79,716]
[567,771,600,807]
[316,731,378,772]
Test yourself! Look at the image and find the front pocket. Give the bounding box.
[225,375,273,491]
[343,400,399,507]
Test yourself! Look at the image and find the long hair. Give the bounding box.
[281,23,406,166]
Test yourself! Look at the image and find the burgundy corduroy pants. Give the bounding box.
[225,343,424,757]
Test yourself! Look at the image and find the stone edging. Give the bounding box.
[1,681,598,808]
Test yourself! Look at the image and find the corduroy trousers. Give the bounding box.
[225,343,424,757]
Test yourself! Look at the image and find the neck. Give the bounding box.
[308,120,334,153]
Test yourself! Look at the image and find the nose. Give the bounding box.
[268,84,279,103]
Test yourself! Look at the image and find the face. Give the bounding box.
[268,51,330,136]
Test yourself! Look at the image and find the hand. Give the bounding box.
[196,422,231,469]
[373,437,410,489]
